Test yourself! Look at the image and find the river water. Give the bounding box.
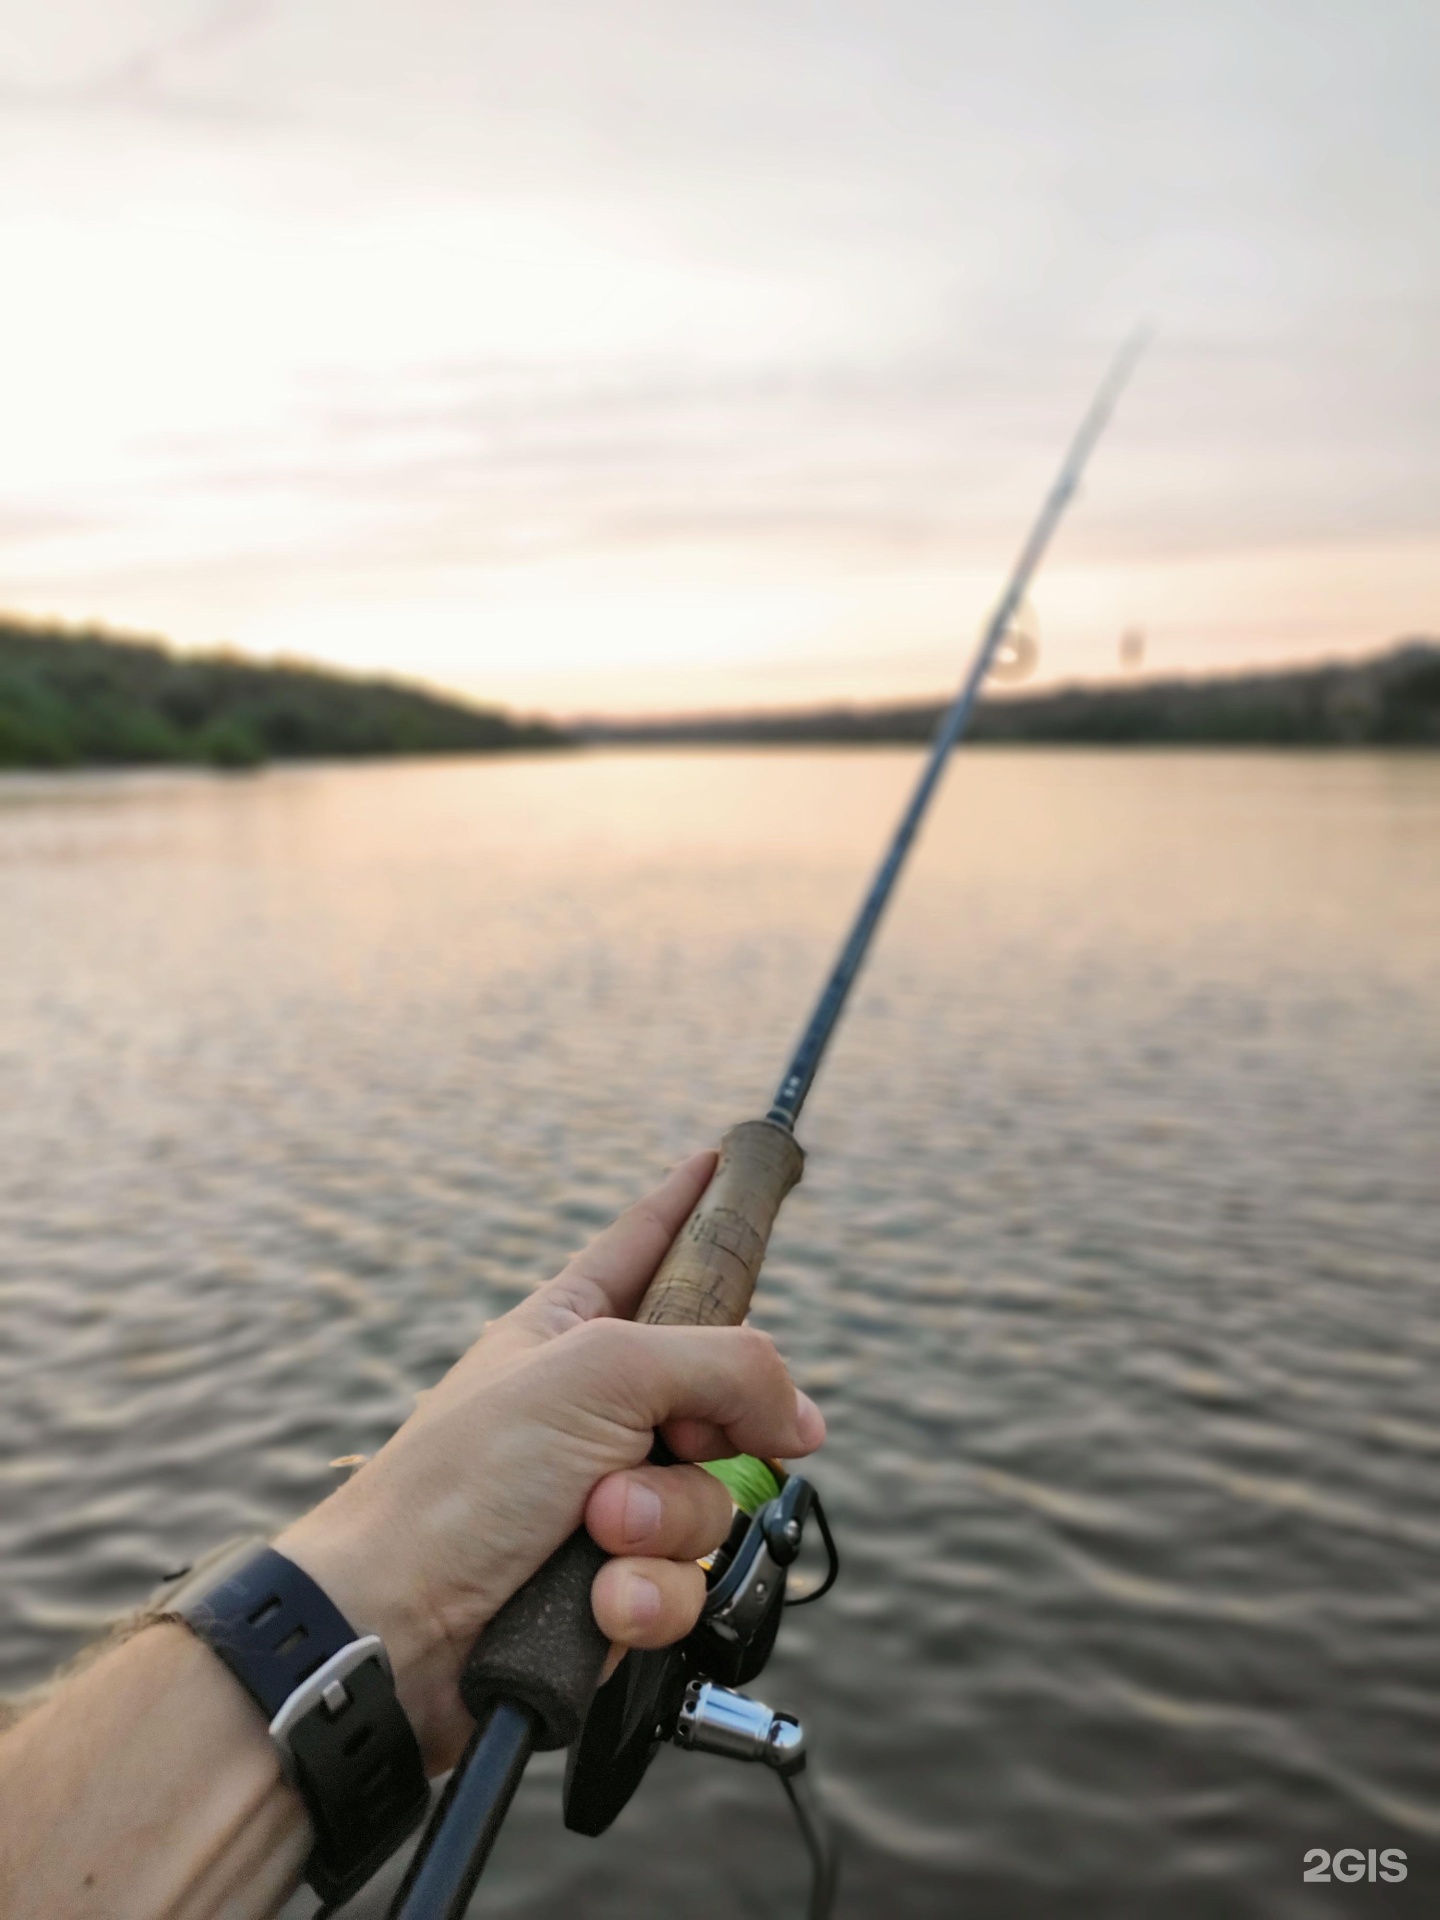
[1,748,1437,1918]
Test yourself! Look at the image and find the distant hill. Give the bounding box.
[0,618,568,769]
[581,642,1440,749]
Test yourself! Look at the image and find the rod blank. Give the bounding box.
[767,332,1148,1130]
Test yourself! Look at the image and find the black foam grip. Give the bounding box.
[459,1527,610,1752]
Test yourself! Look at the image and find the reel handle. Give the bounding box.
[458,1119,805,1748]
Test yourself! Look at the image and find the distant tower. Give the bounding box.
[1119,627,1145,670]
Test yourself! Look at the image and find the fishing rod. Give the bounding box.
[387,332,1147,1920]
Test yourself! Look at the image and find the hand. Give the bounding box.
[276,1151,824,1772]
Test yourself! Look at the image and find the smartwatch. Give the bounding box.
[166,1538,430,1907]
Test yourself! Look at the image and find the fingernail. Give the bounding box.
[624,1573,662,1628]
[795,1391,826,1449]
[622,1481,663,1545]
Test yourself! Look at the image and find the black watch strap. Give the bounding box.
[170,1541,429,1906]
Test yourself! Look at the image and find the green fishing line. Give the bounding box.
[701,1454,781,1514]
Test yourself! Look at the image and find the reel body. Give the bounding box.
[562,1469,836,1838]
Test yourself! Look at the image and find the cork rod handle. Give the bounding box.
[638,1118,805,1329]
[459,1118,803,1753]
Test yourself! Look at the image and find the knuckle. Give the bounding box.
[733,1323,787,1384]
[567,1316,638,1366]
[732,1323,771,1362]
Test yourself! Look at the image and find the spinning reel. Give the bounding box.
[563,1464,840,1917]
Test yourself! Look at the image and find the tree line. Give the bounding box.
[580,642,1440,749]
[0,619,567,769]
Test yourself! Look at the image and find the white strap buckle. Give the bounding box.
[267,1633,391,1783]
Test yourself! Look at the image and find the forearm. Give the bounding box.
[0,1154,821,1920]
[0,1624,309,1920]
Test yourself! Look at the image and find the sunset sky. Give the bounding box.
[0,0,1435,715]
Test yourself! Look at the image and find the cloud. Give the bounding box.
[0,0,1435,707]
[0,0,281,126]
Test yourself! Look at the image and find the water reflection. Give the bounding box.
[1,749,1437,1917]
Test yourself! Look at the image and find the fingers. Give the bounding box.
[560,1319,826,1464]
[551,1150,717,1316]
[658,1416,742,1460]
[587,1450,745,1655]
[591,1555,709,1651]
[411,1154,719,1413]
[490,1151,718,1352]
[584,1462,734,1560]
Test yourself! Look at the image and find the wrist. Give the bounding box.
[276,1490,463,1771]
[168,1534,434,1905]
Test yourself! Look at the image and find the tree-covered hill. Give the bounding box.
[0,619,567,768]
[581,641,1440,749]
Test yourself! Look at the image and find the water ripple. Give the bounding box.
[2,750,1438,1917]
